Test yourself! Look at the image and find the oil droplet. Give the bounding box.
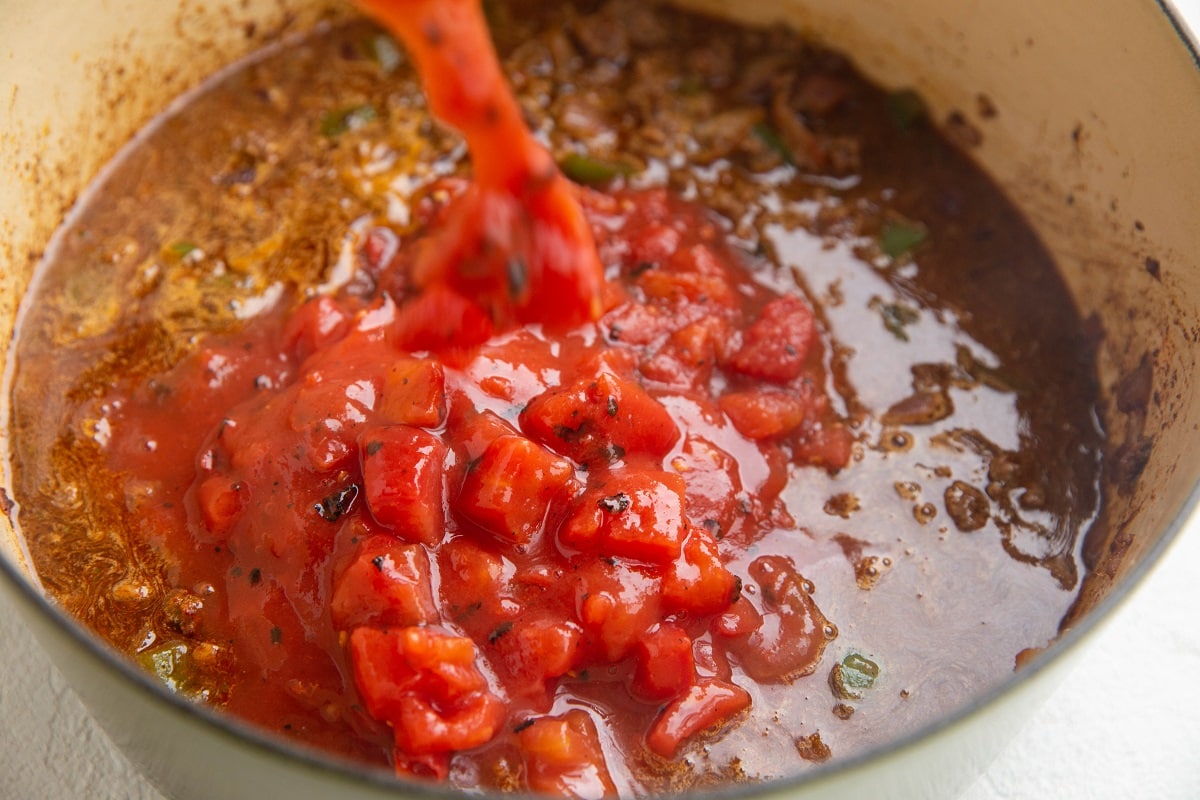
[823,492,860,518]
[879,428,913,452]
[912,502,937,524]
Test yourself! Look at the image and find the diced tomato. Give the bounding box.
[559,470,687,563]
[631,622,695,702]
[167,341,274,425]
[602,301,682,347]
[445,406,519,463]
[437,536,517,632]
[390,284,496,358]
[330,536,439,630]
[645,678,751,758]
[719,389,808,440]
[520,371,679,465]
[627,220,681,269]
[283,296,351,363]
[359,425,448,545]
[575,346,639,382]
[661,527,740,616]
[574,560,663,662]
[669,434,744,540]
[727,295,816,383]
[636,268,735,309]
[457,435,576,545]
[492,615,583,705]
[376,358,446,428]
[639,315,732,392]
[520,710,617,799]
[290,372,379,471]
[722,555,835,682]
[348,626,505,755]
[288,374,376,431]
[477,374,514,400]
[668,237,729,279]
[712,596,763,638]
[195,474,247,539]
[792,421,855,472]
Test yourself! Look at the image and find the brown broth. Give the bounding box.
[7,0,1104,791]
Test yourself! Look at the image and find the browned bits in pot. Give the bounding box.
[824,492,861,519]
[162,587,206,636]
[944,480,991,533]
[795,731,832,762]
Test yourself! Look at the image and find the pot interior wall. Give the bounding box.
[1,0,1198,701]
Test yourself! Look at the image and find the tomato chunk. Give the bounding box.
[457,435,576,545]
[637,266,736,308]
[638,315,732,392]
[520,371,679,465]
[390,284,498,357]
[669,434,744,541]
[560,470,687,563]
[330,536,439,630]
[283,295,350,362]
[719,389,808,440]
[492,615,583,705]
[359,425,448,545]
[645,678,751,758]
[520,710,617,799]
[574,560,663,662]
[290,374,377,434]
[377,358,447,428]
[661,526,740,616]
[437,536,518,633]
[727,295,816,383]
[793,421,855,472]
[631,622,695,702]
[349,626,505,755]
[195,475,247,539]
[445,406,519,463]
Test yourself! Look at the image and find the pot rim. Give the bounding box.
[2,1,1199,796]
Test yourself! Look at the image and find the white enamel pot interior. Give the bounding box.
[2,1,1199,798]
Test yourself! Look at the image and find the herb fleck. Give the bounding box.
[320,104,379,138]
[488,621,514,644]
[598,493,631,514]
[879,220,928,259]
[314,484,359,522]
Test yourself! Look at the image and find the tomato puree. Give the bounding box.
[354,0,604,341]
[100,176,849,785]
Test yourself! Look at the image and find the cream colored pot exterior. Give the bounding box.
[1,2,1198,799]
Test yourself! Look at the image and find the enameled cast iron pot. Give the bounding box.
[2,1,1199,798]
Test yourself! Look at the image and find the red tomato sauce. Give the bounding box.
[99,180,851,787]
[353,0,604,341]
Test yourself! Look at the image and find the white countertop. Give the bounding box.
[4,4,1200,799]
